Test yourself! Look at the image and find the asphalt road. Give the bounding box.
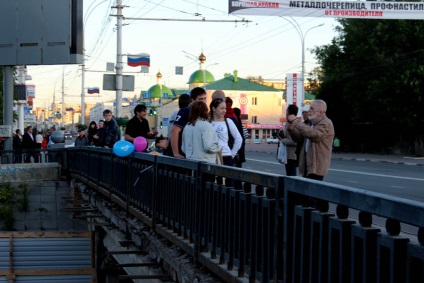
[243,150,424,203]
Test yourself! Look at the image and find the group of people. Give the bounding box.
[161,87,246,167]
[75,109,121,148]
[277,99,335,181]
[12,125,49,163]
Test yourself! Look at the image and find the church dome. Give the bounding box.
[188,70,215,84]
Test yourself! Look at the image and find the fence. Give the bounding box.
[6,147,423,283]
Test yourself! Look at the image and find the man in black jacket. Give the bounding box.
[101,109,119,148]
[22,126,38,163]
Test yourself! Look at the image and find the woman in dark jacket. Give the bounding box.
[87,121,97,146]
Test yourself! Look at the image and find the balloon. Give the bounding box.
[133,137,148,152]
[113,140,135,157]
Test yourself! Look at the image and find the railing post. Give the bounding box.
[151,155,158,232]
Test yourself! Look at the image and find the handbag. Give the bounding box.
[216,150,223,165]
[224,118,239,162]
[224,118,235,149]
[277,141,288,164]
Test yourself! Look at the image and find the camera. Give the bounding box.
[272,130,284,138]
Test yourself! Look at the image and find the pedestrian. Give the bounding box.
[22,125,38,163]
[333,136,341,153]
[287,99,335,181]
[170,87,207,158]
[74,128,89,146]
[182,101,221,163]
[210,97,242,167]
[278,104,298,176]
[166,94,191,157]
[232,107,247,168]
[224,97,238,125]
[101,109,119,148]
[13,129,23,163]
[301,105,312,126]
[87,121,97,146]
[35,130,43,149]
[47,126,56,147]
[124,104,157,143]
[92,120,104,147]
[155,135,170,155]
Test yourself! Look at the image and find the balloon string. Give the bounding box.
[133,165,154,187]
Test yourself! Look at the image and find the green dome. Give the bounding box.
[142,85,175,99]
[188,70,215,84]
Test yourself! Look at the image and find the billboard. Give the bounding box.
[229,0,424,20]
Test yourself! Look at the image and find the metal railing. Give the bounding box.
[12,147,423,283]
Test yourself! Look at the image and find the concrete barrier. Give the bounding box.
[0,163,61,184]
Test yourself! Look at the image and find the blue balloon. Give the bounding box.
[113,140,135,157]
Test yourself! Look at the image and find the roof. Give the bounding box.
[206,75,281,92]
[188,70,215,84]
[143,84,175,99]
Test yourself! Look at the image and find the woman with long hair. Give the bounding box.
[210,98,242,167]
[87,121,97,146]
[182,101,221,163]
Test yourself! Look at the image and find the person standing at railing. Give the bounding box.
[210,98,242,167]
[278,104,299,176]
[287,99,334,181]
[170,87,207,158]
[124,104,158,145]
[182,101,221,163]
[101,109,120,148]
[74,128,89,146]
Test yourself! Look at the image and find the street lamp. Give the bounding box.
[280,17,324,106]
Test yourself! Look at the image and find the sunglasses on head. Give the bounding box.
[212,98,224,103]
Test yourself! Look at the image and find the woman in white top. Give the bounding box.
[209,98,242,167]
[182,101,221,163]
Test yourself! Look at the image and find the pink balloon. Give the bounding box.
[134,136,148,152]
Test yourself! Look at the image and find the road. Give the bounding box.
[243,150,424,203]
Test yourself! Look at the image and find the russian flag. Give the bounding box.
[127,53,150,67]
[87,87,100,94]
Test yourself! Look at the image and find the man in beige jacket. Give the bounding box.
[287,99,335,181]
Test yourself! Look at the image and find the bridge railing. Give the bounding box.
[43,147,424,282]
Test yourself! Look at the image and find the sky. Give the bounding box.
[29,0,339,110]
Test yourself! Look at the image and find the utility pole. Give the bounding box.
[62,69,65,128]
[115,0,123,118]
[81,47,86,125]
[3,67,14,151]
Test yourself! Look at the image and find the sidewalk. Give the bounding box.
[245,143,424,166]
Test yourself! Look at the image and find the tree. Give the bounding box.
[246,75,264,84]
[313,19,424,156]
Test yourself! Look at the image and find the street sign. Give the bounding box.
[0,125,12,137]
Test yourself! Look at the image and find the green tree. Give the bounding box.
[313,19,424,156]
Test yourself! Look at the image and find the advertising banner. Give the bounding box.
[229,0,424,20]
[286,73,302,107]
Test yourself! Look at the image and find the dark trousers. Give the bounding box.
[285,159,298,176]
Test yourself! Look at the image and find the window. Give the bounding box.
[252,116,257,124]
[252,97,257,105]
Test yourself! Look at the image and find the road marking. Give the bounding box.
[246,158,424,182]
[391,186,406,189]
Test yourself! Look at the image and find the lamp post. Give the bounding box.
[280,17,324,106]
